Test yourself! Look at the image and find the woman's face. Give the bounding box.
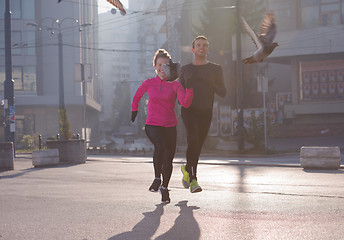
[155,57,169,79]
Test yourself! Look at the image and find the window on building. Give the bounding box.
[0,66,37,92]
[301,0,342,28]
[0,0,34,20]
[342,0,344,23]
[0,31,24,56]
[12,31,22,55]
[0,66,4,91]
[23,66,37,91]
[267,0,293,31]
[0,31,4,55]
[13,66,23,90]
[320,0,341,26]
[12,0,21,19]
[22,0,35,19]
[301,0,321,28]
[0,1,4,20]
[23,31,35,56]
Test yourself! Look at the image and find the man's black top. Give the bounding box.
[179,62,226,111]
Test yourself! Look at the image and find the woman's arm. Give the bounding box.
[131,81,148,111]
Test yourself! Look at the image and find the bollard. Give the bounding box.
[32,149,59,167]
[300,146,341,170]
[76,134,80,139]
[56,134,60,140]
[38,134,42,150]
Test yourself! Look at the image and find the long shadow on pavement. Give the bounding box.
[108,203,165,240]
[155,200,200,240]
[0,164,80,179]
[108,201,200,240]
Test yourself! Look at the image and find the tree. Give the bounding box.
[59,106,73,140]
[244,110,265,149]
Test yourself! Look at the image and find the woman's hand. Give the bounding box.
[131,111,138,122]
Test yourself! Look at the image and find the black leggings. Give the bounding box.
[181,108,212,180]
[145,125,177,188]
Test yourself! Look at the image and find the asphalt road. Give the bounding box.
[1,154,344,240]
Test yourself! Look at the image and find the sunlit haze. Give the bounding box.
[98,0,128,14]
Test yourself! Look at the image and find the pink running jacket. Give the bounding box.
[132,75,193,127]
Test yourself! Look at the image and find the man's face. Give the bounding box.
[192,39,209,57]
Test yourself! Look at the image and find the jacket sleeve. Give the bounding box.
[131,81,148,111]
[176,82,193,108]
[214,66,226,97]
[179,66,186,89]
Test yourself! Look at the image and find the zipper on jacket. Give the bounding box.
[160,79,162,91]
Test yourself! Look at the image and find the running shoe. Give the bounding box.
[181,164,190,188]
[159,186,170,203]
[190,179,202,193]
[149,178,161,192]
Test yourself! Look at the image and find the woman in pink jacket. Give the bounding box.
[131,49,193,203]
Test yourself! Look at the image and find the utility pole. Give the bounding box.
[58,32,65,111]
[236,0,244,151]
[4,0,15,145]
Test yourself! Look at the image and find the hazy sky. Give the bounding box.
[98,0,129,14]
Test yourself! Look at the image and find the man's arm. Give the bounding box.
[214,65,226,97]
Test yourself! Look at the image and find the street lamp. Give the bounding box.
[80,22,92,145]
[50,18,81,111]
[27,18,91,138]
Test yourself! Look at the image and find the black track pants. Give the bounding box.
[145,125,177,188]
[181,108,212,180]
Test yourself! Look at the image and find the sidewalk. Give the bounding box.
[267,135,344,152]
[14,151,344,169]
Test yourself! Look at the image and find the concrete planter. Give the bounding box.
[32,149,59,167]
[300,146,341,170]
[0,142,14,170]
[46,139,86,164]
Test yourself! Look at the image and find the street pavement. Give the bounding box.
[1,152,344,240]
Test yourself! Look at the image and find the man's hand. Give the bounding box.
[183,69,193,89]
[131,111,138,122]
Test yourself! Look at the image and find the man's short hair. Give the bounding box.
[192,36,209,49]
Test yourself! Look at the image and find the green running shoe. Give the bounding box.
[190,179,202,193]
[181,164,190,188]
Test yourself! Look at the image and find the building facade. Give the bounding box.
[240,0,344,137]
[0,0,101,146]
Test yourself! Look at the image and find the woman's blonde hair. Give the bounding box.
[153,49,171,66]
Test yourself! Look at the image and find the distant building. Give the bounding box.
[0,0,101,145]
[240,0,344,137]
[98,9,131,142]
